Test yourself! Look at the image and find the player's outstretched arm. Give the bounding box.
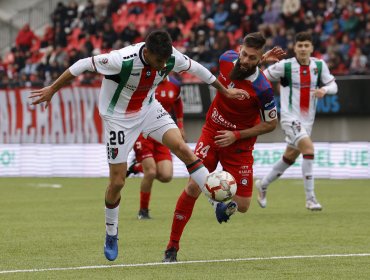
[211,79,249,100]
[29,69,76,108]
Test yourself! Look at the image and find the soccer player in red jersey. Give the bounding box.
[127,74,186,219]
[163,32,284,262]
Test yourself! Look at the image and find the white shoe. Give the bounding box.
[306,197,322,211]
[255,179,267,208]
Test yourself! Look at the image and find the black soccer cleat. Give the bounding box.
[137,208,151,220]
[163,247,178,262]
[126,160,138,177]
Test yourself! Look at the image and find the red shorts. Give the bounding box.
[194,127,254,198]
[133,134,172,163]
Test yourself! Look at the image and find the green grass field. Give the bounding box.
[0,177,369,279]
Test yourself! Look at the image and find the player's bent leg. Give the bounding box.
[257,146,299,208]
[163,179,201,262]
[232,195,251,213]
[156,160,173,183]
[104,163,127,261]
[162,128,209,192]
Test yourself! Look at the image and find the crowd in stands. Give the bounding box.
[0,0,369,88]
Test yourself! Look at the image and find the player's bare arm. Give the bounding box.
[261,47,286,63]
[214,119,278,148]
[29,69,76,108]
[313,88,327,98]
[211,79,249,99]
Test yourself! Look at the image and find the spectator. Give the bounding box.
[15,24,39,52]
[212,4,229,31]
[40,25,55,48]
[120,22,140,45]
[173,1,190,24]
[349,48,368,74]
[166,20,181,42]
[101,22,117,49]
[66,0,78,27]
[52,2,67,27]
[225,3,242,32]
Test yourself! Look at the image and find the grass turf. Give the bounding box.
[0,177,369,279]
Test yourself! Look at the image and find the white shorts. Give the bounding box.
[281,120,312,148]
[103,100,177,164]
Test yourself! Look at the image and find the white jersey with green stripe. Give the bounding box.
[91,42,207,120]
[264,57,335,126]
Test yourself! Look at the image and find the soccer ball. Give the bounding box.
[204,170,237,202]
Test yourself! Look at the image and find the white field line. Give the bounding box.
[1,253,370,274]
[27,183,62,188]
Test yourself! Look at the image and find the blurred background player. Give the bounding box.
[256,31,338,211]
[126,73,185,219]
[163,33,284,262]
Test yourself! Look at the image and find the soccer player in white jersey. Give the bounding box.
[256,31,338,211]
[29,30,248,261]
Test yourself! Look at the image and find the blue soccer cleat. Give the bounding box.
[215,201,238,224]
[104,231,119,261]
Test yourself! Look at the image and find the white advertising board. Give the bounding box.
[0,143,369,178]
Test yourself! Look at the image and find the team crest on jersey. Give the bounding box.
[100,58,108,65]
[107,144,119,160]
[110,148,119,159]
[146,70,151,77]
[269,109,277,119]
[158,67,168,77]
[241,178,248,186]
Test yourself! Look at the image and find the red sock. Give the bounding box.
[167,190,197,251]
[140,191,151,209]
[134,163,143,173]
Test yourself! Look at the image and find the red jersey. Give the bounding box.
[154,76,183,119]
[205,50,277,148]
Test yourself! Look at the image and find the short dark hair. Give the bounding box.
[243,32,266,50]
[145,30,173,60]
[295,32,313,43]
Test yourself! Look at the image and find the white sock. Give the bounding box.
[207,197,220,210]
[187,160,222,210]
[302,155,315,199]
[187,160,209,193]
[105,205,119,236]
[261,157,293,190]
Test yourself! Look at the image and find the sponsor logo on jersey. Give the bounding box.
[265,100,275,108]
[157,111,169,119]
[123,53,137,60]
[211,108,237,129]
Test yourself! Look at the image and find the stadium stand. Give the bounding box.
[0,0,369,88]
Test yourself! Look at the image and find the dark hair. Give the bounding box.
[295,32,313,43]
[145,30,173,60]
[243,32,266,50]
